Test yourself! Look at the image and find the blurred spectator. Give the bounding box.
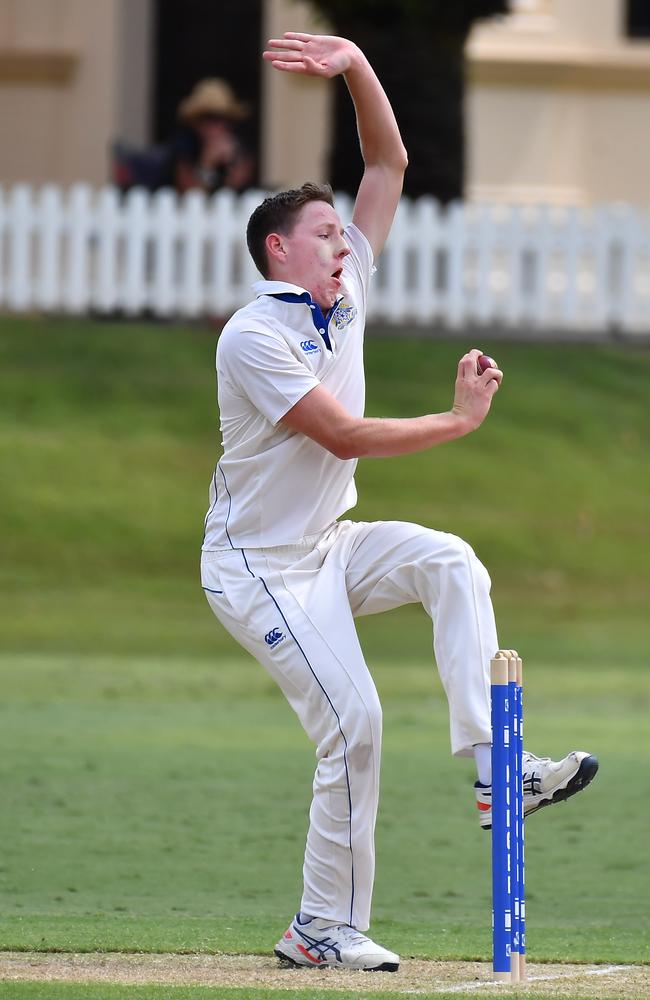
[170,78,254,194]
[111,78,254,195]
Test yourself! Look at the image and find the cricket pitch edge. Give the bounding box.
[0,952,647,997]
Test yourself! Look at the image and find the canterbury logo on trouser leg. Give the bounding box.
[264,627,285,648]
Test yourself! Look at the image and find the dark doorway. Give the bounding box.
[153,0,263,184]
[626,0,650,38]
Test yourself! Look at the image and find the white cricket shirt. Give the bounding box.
[202,223,374,549]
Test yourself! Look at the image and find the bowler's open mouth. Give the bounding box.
[331,267,343,280]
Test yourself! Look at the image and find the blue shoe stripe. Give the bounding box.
[293,925,342,963]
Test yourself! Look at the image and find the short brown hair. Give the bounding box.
[246,182,334,277]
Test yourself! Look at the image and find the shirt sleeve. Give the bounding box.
[218,327,320,426]
[342,222,375,309]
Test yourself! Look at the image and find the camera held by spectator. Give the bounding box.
[172,78,254,194]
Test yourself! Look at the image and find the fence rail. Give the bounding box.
[1,183,650,333]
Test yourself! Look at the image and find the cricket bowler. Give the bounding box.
[201,31,598,972]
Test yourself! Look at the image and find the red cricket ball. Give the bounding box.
[477,354,497,375]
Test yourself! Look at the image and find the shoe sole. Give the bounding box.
[480,754,599,831]
[525,753,599,818]
[274,948,399,972]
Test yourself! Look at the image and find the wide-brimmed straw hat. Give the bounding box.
[178,78,250,123]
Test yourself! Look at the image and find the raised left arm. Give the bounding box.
[264,32,408,258]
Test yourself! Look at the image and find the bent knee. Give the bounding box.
[345,738,373,773]
[318,692,382,761]
[435,532,492,592]
[343,697,382,769]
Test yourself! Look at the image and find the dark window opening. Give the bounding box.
[153,0,262,186]
[626,0,650,38]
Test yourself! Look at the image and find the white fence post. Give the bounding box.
[122,187,150,315]
[616,206,640,332]
[445,201,466,329]
[177,189,207,317]
[6,185,34,312]
[64,184,94,313]
[34,184,63,311]
[148,188,178,317]
[94,186,121,314]
[410,196,439,325]
[205,188,237,316]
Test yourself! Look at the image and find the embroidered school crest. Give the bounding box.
[332,300,357,331]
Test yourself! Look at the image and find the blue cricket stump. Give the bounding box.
[491,649,526,984]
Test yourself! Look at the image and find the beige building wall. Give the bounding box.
[260,0,332,188]
[0,0,152,187]
[2,0,650,207]
[466,0,650,204]
[0,0,326,191]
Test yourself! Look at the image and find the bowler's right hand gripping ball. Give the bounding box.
[477,354,498,375]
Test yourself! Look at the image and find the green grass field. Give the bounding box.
[0,987,642,1000]
[0,318,649,998]
[1,988,639,1000]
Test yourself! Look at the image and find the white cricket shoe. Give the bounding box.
[274,913,399,972]
[475,749,599,829]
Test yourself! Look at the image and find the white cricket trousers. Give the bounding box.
[201,519,498,932]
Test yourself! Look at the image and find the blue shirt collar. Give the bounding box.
[253,280,342,352]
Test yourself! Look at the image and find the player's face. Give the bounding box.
[283,201,351,309]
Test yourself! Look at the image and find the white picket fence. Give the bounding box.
[1,183,650,333]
